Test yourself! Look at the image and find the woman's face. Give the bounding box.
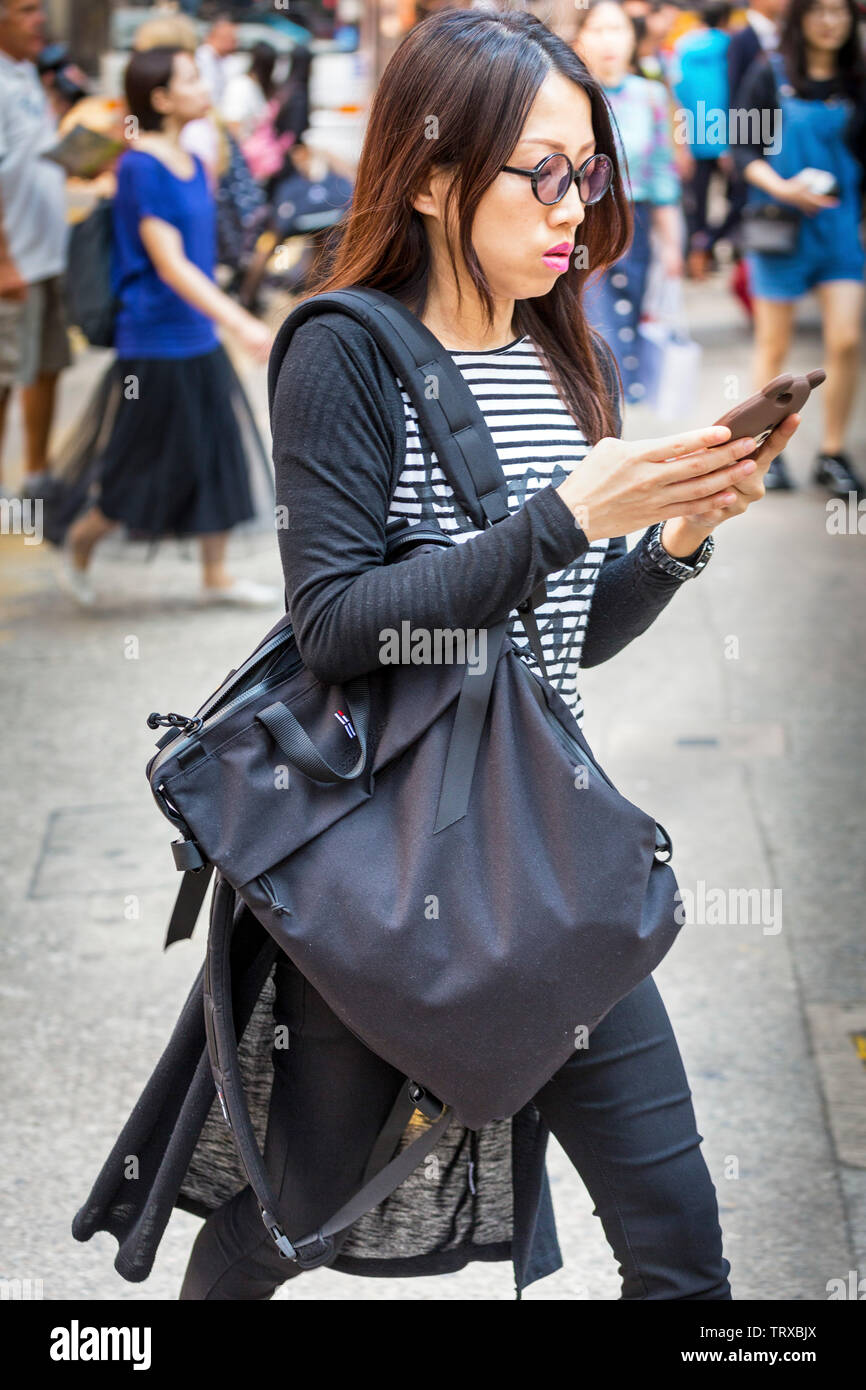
[153,50,212,127]
[801,0,852,53]
[575,3,636,82]
[417,70,598,307]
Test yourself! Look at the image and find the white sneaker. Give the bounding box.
[54,545,96,607]
[200,578,281,608]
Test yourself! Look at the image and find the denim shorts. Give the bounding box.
[747,239,865,300]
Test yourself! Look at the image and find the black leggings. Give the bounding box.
[178,959,732,1300]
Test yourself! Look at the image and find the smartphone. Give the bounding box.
[713,370,826,449]
[796,167,841,199]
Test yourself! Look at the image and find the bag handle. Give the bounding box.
[255,674,370,785]
[203,873,453,1269]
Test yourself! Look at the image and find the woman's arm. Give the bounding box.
[271,315,597,686]
[729,57,793,197]
[578,527,705,668]
[138,216,270,360]
[648,83,683,274]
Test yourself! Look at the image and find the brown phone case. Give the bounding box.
[713,370,826,448]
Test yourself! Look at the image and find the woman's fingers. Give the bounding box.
[753,412,801,464]
[636,424,731,463]
[663,452,758,505]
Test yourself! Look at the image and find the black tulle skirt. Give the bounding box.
[43,344,274,549]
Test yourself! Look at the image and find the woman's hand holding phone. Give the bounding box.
[671,412,801,531]
[555,424,771,544]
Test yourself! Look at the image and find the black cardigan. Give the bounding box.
[269,311,707,692]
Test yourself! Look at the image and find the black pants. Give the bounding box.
[178,959,732,1300]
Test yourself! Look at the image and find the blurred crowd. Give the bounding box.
[0,0,864,606]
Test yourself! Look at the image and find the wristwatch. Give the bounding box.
[643,521,715,580]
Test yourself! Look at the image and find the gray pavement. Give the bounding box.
[1,274,864,1301]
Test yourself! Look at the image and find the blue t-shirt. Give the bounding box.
[111,149,219,359]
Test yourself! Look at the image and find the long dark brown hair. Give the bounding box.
[778,0,865,100]
[295,8,632,444]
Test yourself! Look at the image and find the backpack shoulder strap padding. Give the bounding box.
[268,286,513,533]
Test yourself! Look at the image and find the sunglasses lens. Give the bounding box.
[536,153,572,204]
[579,155,611,205]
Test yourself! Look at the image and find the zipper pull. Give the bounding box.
[146,711,203,734]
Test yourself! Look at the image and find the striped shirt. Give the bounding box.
[389,333,611,729]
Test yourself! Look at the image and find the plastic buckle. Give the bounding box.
[171,838,206,872]
[260,1208,298,1261]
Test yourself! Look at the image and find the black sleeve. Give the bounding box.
[727,27,759,118]
[578,526,702,668]
[730,55,778,178]
[271,315,595,685]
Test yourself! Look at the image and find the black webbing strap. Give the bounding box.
[204,873,453,1268]
[255,674,370,785]
[164,861,214,950]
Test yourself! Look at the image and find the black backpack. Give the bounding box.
[65,199,117,348]
[144,287,678,1272]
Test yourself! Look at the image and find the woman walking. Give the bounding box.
[730,0,866,494]
[223,40,277,146]
[572,0,685,405]
[72,9,800,1299]
[55,45,279,607]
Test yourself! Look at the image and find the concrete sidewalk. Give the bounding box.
[1,274,864,1300]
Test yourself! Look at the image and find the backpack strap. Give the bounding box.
[268,286,515,534]
[203,871,454,1269]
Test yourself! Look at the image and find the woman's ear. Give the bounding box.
[410,166,449,220]
[150,84,172,119]
[410,178,437,218]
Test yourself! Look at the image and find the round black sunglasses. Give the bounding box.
[500,151,613,206]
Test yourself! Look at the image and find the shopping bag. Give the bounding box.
[637,271,701,422]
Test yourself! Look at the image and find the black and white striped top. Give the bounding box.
[389,333,610,728]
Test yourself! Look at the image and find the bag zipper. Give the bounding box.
[148,633,302,781]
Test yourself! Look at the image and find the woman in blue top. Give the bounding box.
[573,0,684,406]
[730,0,866,496]
[57,46,279,607]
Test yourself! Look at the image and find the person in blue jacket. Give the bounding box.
[671,0,740,278]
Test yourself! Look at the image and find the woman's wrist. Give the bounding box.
[660,517,715,558]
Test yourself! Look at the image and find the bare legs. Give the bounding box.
[21,370,59,477]
[65,505,234,592]
[751,295,796,388]
[752,282,864,456]
[815,280,864,456]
